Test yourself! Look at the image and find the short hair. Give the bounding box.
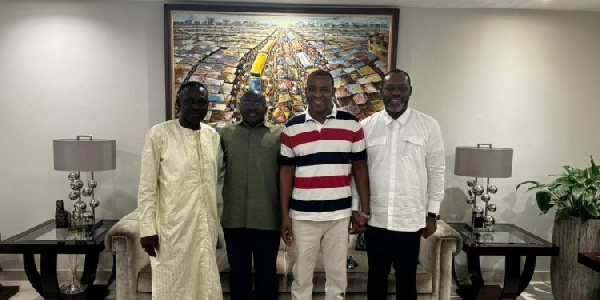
[175,81,207,110]
[240,90,266,103]
[307,69,334,88]
[385,69,411,86]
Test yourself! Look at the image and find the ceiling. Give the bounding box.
[162,0,600,12]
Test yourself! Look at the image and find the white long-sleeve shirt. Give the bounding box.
[352,108,445,232]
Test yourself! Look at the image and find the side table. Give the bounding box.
[448,223,559,300]
[0,220,117,300]
[578,252,600,273]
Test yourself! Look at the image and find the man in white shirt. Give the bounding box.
[352,69,445,300]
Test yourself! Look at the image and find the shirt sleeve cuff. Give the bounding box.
[426,201,441,215]
[351,197,360,211]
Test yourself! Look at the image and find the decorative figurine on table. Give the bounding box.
[55,200,70,228]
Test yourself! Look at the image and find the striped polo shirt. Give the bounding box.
[279,107,367,221]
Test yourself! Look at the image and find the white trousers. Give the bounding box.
[291,218,349,300]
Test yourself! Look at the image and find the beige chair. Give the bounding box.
[105,210,461,300]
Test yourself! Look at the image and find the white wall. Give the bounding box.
[0,0,164,270]
[1,0,599,275]
[399,8,600,274]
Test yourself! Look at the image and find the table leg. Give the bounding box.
[518,256,536,294]
[81,252,112,300]
[501,255,521,299]
[500,255,536,299]
[81,252,99,287]
[40,252,62,300]
[453,252,486,299]
[467,252,484,290]
[23,253,43,295]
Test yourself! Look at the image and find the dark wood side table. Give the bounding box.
[0,220,117,300]
[578,252,600,273]
[449,223,559,300]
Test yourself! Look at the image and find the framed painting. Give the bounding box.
[164,3,399,126]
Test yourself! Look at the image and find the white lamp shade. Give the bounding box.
[454,146,513,178]
[53,139,116,171]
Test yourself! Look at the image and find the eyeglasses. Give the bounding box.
[240,101,268,108]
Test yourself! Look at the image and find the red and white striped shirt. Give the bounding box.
[280,107,366,221]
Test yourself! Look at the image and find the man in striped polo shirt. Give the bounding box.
[279,69,371,300]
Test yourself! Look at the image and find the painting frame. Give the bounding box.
[164,3,399,123]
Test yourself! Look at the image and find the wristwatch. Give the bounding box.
[359,211,371,220]
[427,212,440,220]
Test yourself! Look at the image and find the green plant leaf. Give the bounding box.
[563,165,575,174]
[584,201,599,217]
[556,184,571,193]
[583,191,594,203]
[591,156,600,177]
[536,191,553,213]
[522,158,600,220]
[585,167,592,179]
[572,187,585,199]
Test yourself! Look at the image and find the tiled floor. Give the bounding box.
[1,280,554,299]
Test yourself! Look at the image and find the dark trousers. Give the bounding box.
[365,225,421,300]
[223,227,280,300]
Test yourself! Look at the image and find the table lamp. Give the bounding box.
[53,136,116,236]
[454,144,513,232]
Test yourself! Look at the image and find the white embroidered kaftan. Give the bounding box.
[138,120,222,300]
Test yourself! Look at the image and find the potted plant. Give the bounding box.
[517,156,600,300]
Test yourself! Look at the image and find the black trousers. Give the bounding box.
[365,225,421,300]
[223,227,280,300]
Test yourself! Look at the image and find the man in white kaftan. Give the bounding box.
[138,81,223,299]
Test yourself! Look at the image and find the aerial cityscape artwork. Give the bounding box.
[165,4,399,127]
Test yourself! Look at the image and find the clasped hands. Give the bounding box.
[350,211,368,234]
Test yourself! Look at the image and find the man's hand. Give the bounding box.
[421,216,437,238]
[140,235,159,257]
[280,217,293,246]
[350,211,367,234]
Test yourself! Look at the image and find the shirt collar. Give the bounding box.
[382,107,411,125]
[177,119,204,132]
[305,104,337,123]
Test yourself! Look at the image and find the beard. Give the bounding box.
[386,102,405,113]
[385,97,406,113]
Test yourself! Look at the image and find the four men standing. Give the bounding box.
[138,68,444,299]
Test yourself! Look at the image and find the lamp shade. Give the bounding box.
[53,139,116,171]
[454,146,513,178]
